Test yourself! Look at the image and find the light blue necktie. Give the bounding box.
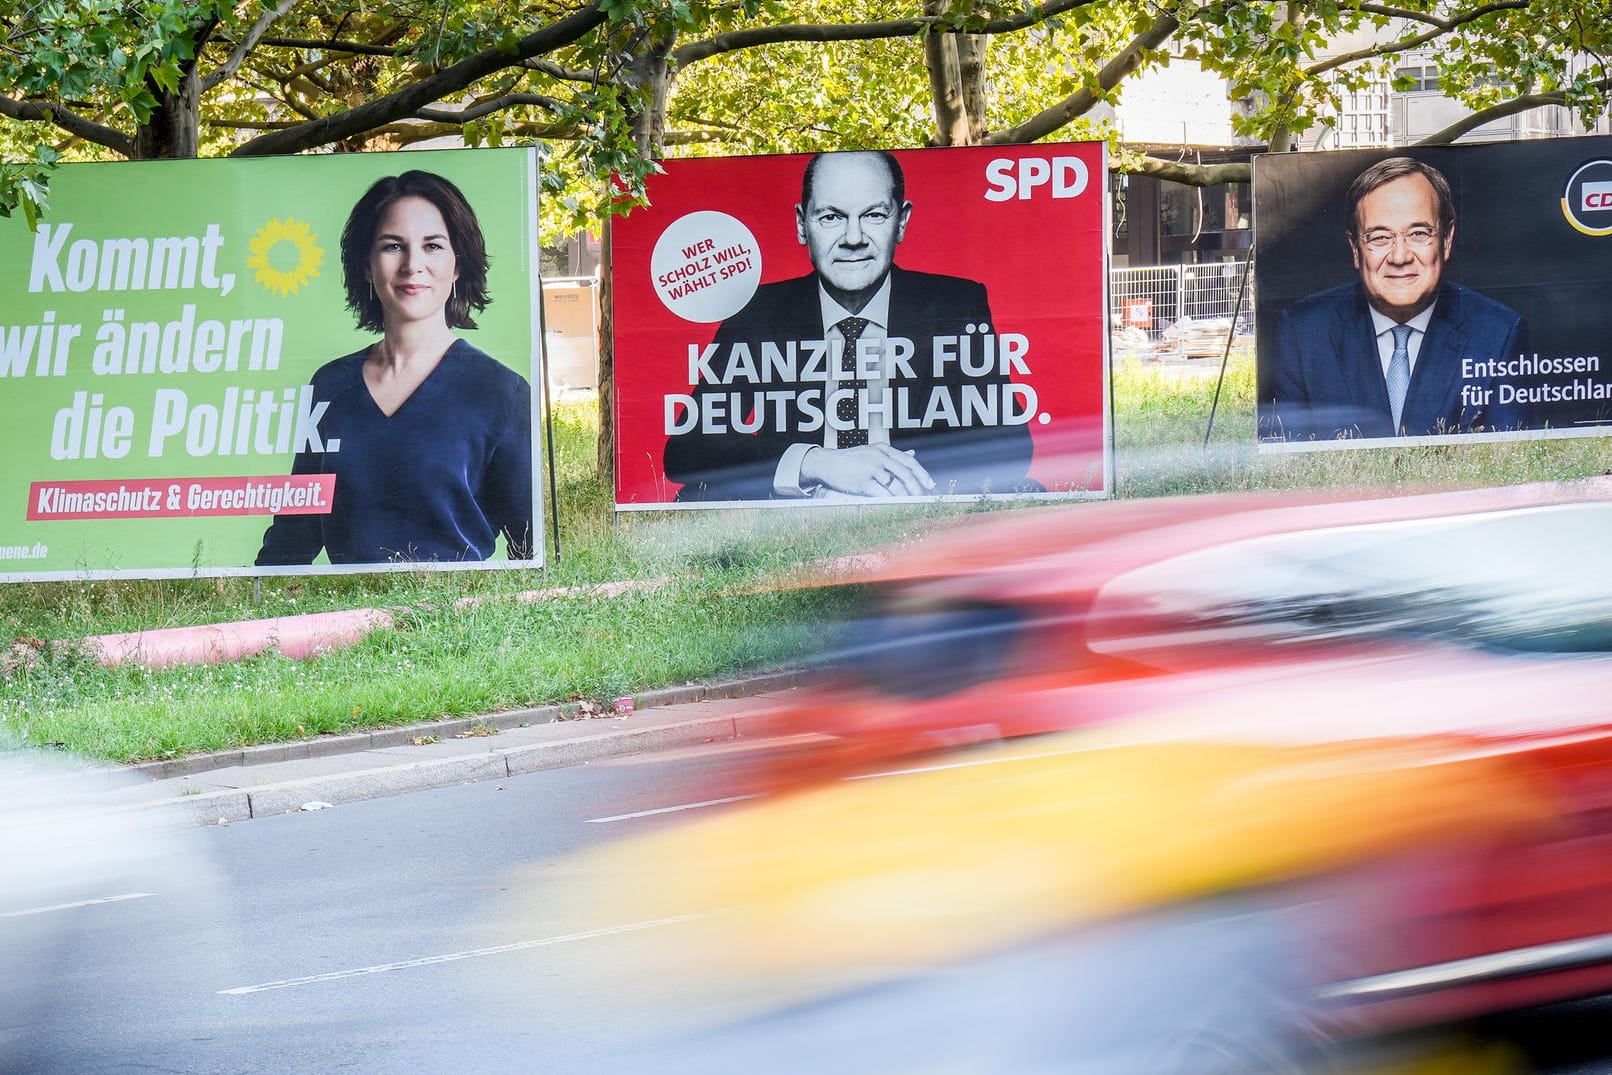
[1386,324,1412,433]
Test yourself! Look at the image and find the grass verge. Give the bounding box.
[4,361,1609,762]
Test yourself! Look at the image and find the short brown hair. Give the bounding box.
[341,170,492,333]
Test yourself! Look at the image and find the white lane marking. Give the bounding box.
[586,794,760,823]
[217,912,716,996]
[0,892,154,918]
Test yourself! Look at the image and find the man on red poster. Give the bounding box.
[663,150,1035,502]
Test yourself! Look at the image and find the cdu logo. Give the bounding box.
[1563,160,1612,236]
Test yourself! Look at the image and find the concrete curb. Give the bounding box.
[127,668,814,781]
[130,711,768,827]
[35,578,835,828]
[100,669,820,827]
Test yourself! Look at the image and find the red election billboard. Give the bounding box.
[610,144,1111,508]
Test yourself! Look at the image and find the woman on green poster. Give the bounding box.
[256,170,534,566]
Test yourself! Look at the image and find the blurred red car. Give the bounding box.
[514,479,1612,1072]
[757,479,1612,777]
[731,479,1612,1035]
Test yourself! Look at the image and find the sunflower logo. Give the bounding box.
[247,217,324,296]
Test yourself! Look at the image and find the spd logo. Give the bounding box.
[1562,160,1612,236]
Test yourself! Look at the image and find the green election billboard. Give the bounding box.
[0,148,542,580]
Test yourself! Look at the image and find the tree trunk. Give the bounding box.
[628,40,673,159]
[129,13,216,160]
[958,33,988,143]
[130,68,202,159]
[923,0,969,146]
[596,215,618,485]
[1266,3,1306,153]
[597,34,674,485]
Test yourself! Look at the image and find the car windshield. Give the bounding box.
[1091,502,1612,655]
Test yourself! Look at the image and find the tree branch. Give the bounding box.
[203,0,299,92]
[984,9,1181,144]
[1350,0,1530,28]
[0,96,134,156]
[254,61,335,112]
[521,56,598,83]
[1121,154,1250,186]
[1415,79,1612,143]
[189,11,223,57]
[278,50,353,85]
[251,21,412,84]
[1307,0,1530,77]
[253,37,403,57]
[231,3,608,156]
[414,93,566,122]
[252,72,323,121]
[209,116,732,146]
[673,0,1098,66]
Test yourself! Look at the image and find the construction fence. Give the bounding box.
[1110,260,1255,358]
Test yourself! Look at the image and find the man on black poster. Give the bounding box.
[664,150,1034,501]
[1262,156,1528,441]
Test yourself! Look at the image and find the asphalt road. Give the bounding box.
[4,746,737,1074]
[7,740,1612,1075]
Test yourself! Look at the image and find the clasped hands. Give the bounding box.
[800,444,934,497]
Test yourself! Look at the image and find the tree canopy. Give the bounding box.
[2,0,1605,482]
[0,0,1607,230]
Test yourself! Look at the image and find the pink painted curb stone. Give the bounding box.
[88,608,398,669]
[82,579,669,670]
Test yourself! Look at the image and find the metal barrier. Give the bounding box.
[1111,261,1255,342]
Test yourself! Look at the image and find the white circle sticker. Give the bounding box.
[650,211,762,323]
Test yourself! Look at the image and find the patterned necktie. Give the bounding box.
[835,316,871,449]
[1386,324,1412,433]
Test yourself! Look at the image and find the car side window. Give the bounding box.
[1090,503,1612,656]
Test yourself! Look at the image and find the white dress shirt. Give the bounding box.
[774,276,896,496]
[1367,302,1436,382]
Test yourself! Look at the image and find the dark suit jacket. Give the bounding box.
[663,266,1035,501]
[1261,281,1529,441]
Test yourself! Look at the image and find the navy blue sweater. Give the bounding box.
[256,339,534,566]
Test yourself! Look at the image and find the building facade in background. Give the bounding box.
[1111,48,1612,271]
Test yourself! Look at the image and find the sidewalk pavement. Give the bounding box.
[58,672,813,829]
